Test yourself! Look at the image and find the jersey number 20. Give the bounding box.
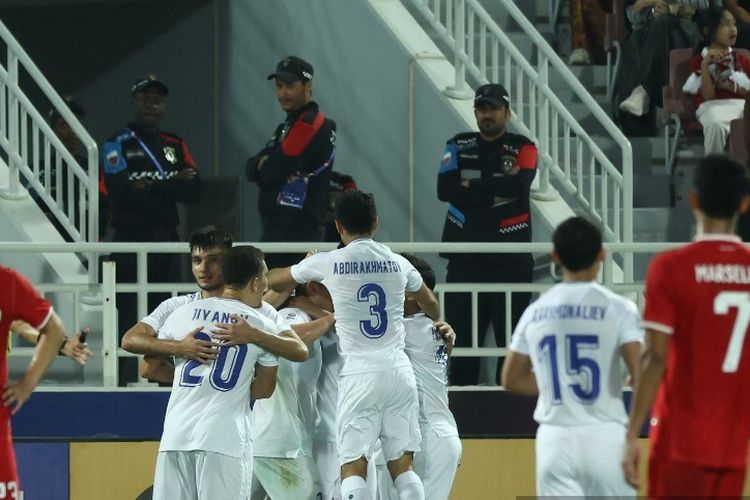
[180,331,248,391]
[538,334,600,405]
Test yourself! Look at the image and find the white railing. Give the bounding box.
[1,241,677,388]
[0,19,99,282]
[404,0,634,279]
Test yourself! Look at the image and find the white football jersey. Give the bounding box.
[141,291,201,332]
[157,297,280,458]
[291,238,423,375]
[509,282,643,426]
[314,327,341,443]
[403,313,458,438]
[252,307,317,458]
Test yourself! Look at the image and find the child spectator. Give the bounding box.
[683,7,750,153]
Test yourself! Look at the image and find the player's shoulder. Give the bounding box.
[404,312,434,331]
[278,307,312,324]
[588,282,639,313]
[159,292,201,310]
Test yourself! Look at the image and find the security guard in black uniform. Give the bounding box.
[246,56,336,269]
[438,83,537,385]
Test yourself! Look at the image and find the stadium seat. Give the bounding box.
[729,118,747,165]
[663,48,702,176]
[604,0,627,110]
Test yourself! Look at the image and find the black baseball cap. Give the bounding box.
[267,56,314,83]
[131,74,169,96]
[48,95,85,122]
[474,83,510,108]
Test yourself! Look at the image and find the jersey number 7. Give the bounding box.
[714,291,750,373]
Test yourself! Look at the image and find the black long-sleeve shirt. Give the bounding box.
[438,131,537,265]
[102,123,201,232]
[246,101,336,224]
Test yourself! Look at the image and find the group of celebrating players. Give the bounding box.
[3,154,750,500]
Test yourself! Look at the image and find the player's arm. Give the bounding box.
[3,312,65,415]
[500,350,538,395]
[121,323,219,363]
[622,329,669,488]
[468,143,537,199]
[250,363,278,400]
[620,341,642,389]
[437,140,494,209]
[267,267,299,294]
[263,286,296,309]
[434,320,456,356]
[408,282,440,321]
[213,315,309,362]
[139,355,175,384]
[290,314,336,346]
[10,320,92,365]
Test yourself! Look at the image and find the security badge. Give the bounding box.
[163,146,177,164]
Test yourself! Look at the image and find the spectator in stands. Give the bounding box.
[618,1,700,118]
[246,56,336,269]
[568,0,612,65]
[726,0,750,50]
[102,74,201,385]
[683,7,750,154]
[437,83,537,386]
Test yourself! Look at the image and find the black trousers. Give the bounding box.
[445,258,533,385]
[261,214,326,269]
[110,226,181,386]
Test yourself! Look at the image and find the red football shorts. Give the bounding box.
[649,455,746,499]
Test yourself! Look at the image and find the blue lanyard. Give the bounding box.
[127,128,167,180]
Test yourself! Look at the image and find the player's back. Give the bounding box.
[644,236,750,467]
[512,281,642,426]
[307,238,422,375]
[157,297,279,458]
[403,313,457,435]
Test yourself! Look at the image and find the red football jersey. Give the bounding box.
[643,235,750,468]
[0,267,52,445]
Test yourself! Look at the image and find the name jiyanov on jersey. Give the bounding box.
[531,304,607,322]
[332,259,402,275]
[190,308,249,324]
[694,263,750,284]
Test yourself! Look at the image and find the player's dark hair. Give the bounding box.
[400,253,436,291]
[189,225,233,252]
[221,245,264,290]
[693,155,749,218]
[335,190,377,234]
[553,217,602,272]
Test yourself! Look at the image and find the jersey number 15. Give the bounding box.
[538,334,601,405]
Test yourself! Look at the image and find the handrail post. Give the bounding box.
[102,260,118,387]
[444,0,474,99]
[0,49,25,200]
[622,143,634,282]
[87,143,99,285]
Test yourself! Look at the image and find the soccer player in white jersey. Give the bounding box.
[250,283,335,500]
[269,190,441,500]
[375,254,461,500]
[122,227,313,381]
[151,246,284,500]
[501,216,642,498]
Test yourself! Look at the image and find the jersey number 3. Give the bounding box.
[358,283,388,338]
[180,332,248,391]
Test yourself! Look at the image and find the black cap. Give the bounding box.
[48,95,85,122]
[131,74,169,96]
[474,83,510,108]
[267,56,314,83]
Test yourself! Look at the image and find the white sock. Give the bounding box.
[394,470,425,500]
[341,475,371,500]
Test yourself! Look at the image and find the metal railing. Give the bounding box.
[0,19,99,283]
[1,241,678,388]
[404,0,633,279]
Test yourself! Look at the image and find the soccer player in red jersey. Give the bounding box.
[623,155,750,497]
[0,265,66,497]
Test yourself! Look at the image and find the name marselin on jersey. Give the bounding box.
[695,263,750,284]
[332,260,402,275]
[531,304,607,322]
[191,308,249,323]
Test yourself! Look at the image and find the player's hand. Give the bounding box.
[212,315,261,346]
[305,249,318,259]
[177,326,219,364]
[434,321,456,357]
[622,436,641,489]
[2,378,34,415]
[63,330,94,366]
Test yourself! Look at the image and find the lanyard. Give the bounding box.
[127,128,167,180]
